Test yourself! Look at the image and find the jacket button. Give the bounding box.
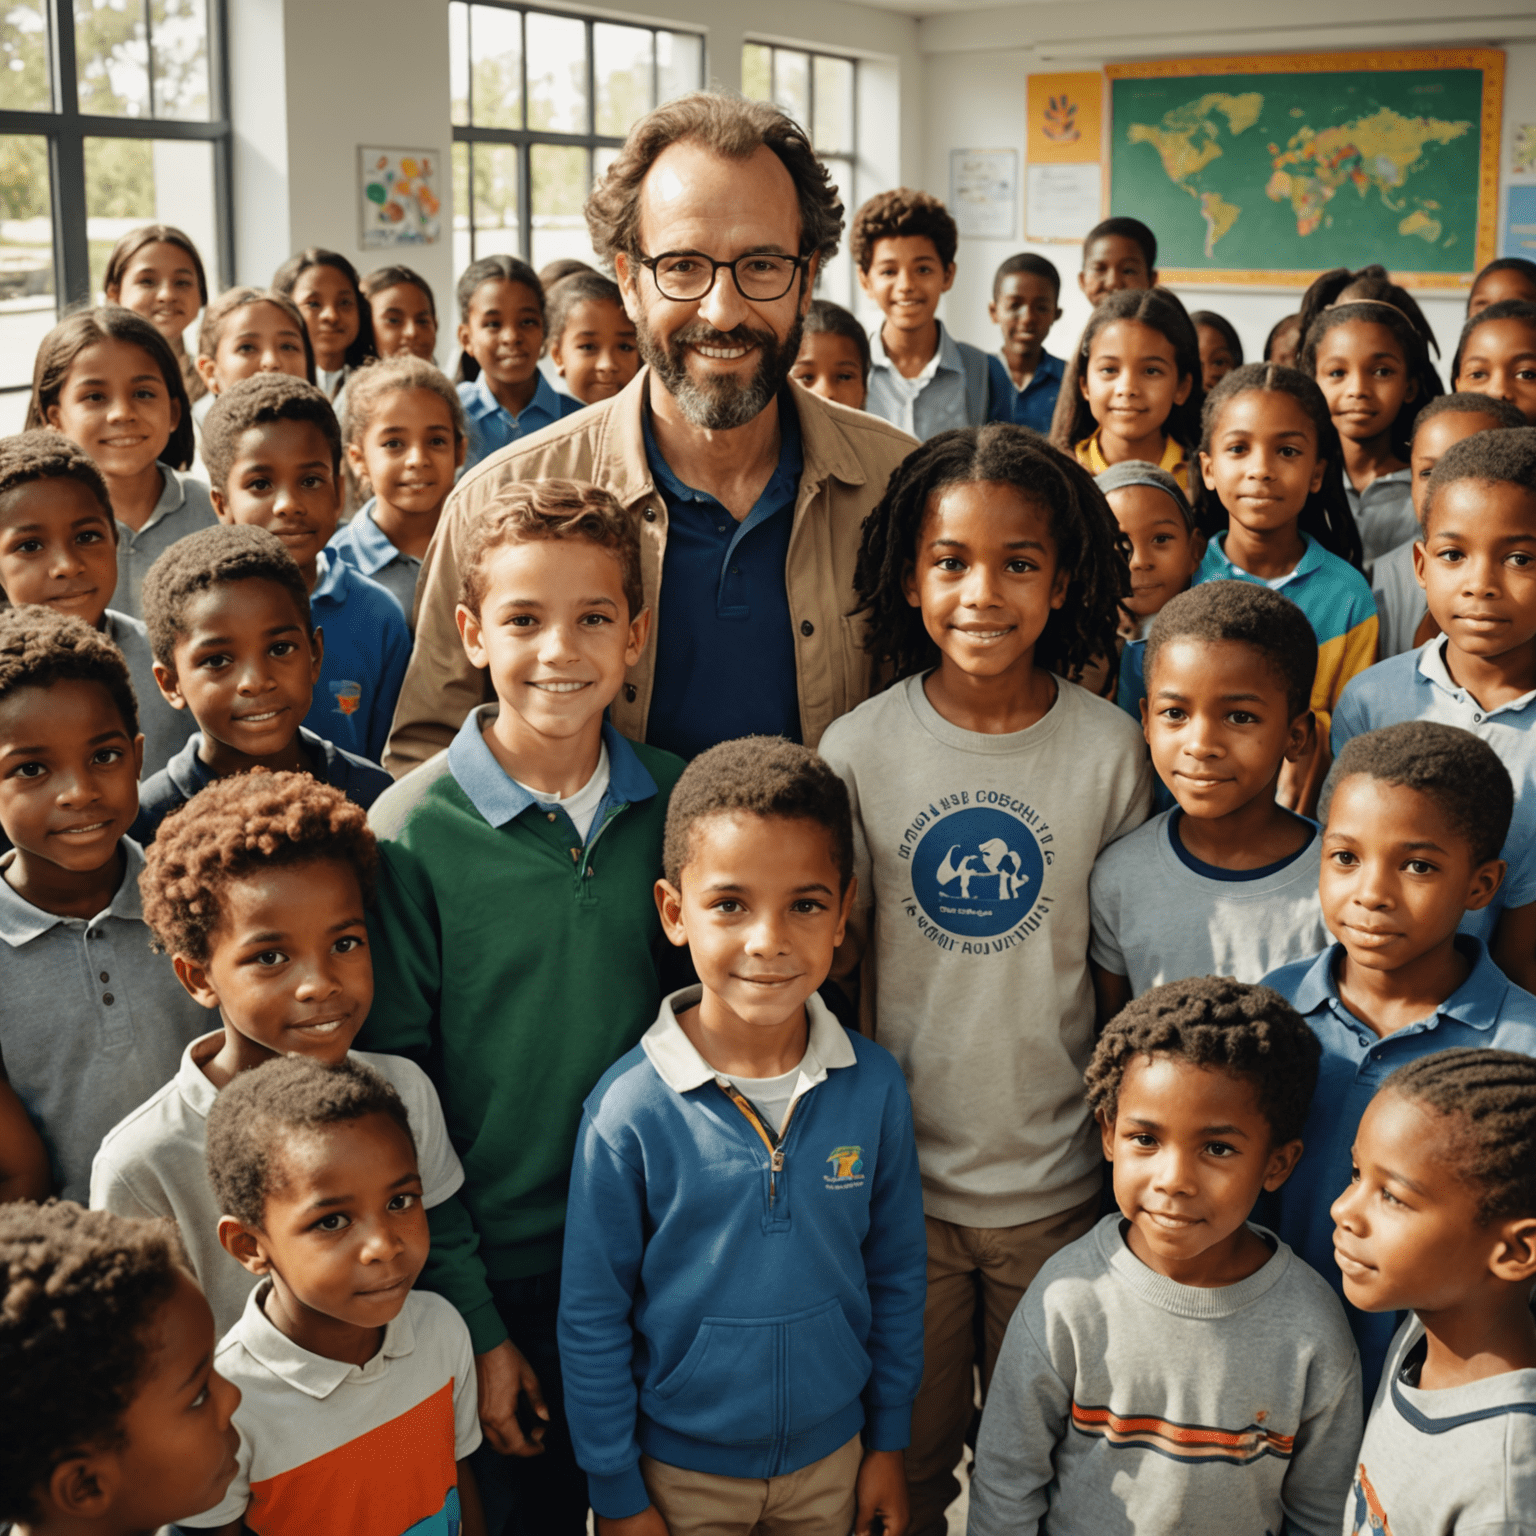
[643,507,657,522]
[800,620,814,637]
[625,684,637,702]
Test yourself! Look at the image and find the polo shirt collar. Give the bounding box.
[176,1030,228,1120]
[1081,430,1187,482]
[233,1280,418,1400]
[1287,937,1505,1033]
[641,390,803,518]
[1208,530,1325,585]
[869,319,963,379]
[463,370,565,429]
[131,463,186,538]
[642,983,857,1094]
[339,500,401,577]
[1417,636,1536,718]
[995,349,1064,390]
[166,729,328,801]
[0,836,147,946]
[310,548,345,605]
[446,704,657,829]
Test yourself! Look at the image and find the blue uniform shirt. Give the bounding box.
[458,371,585,472]
[1261,938,1536,1397]
[643,397,803,760]
[986,350,1064,434]
[306,551,413,763]
[327,498,420,627]
[1331,638,1536,940]
[131,725,393,843]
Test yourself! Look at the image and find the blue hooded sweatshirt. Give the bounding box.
[558,986,928,1520]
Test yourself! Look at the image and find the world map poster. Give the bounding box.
[1107,51,1503,288]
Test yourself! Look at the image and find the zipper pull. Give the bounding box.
[770,1148,785,1203]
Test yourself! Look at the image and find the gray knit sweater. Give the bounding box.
[968,1215,1362,1536]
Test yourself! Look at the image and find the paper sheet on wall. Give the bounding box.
[1025,163,1102,242]
[951,150,1018,239]
[1506,186,1536,259]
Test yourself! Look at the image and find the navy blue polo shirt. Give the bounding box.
[643,397,803,760]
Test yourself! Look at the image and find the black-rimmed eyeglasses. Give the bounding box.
[636,250,807,303]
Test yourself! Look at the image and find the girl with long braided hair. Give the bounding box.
[818,423,1151,1531]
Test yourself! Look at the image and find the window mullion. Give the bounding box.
[48,0,90,306]
[145,0,156,118]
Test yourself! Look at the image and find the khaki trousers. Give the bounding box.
[906,1191,1101,1536]
[641,1434,863,1536]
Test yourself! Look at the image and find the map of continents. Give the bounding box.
[1110,69,1484,274]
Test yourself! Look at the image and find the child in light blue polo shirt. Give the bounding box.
[455,255,584,472]
[1332,428,1536,987]
[853,189,990,439]
[333,354,467,628]
[202,372,410,764]
[1262,722,1536,1398]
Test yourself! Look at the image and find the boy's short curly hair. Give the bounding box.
[459,478,643,621]
[0,1201,184,1524]
[0,605,137,737]
[0,429,113,517]
[851,188,958,272]
[141,524,311,673]
[662,736,854,890]
[1144,580,1318,722]
[1328,721,1513,867]
[1424,426,1536,529]
[1411,390,1525,437]
[140,770,377,962]
[201,371,342,496]
[1383,1048,1536,1225]
[206,1055,414,1229]
[1085,975,1320,1147]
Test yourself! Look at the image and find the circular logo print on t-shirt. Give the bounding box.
[910,806,1045,939]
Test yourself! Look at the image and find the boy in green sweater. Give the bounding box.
[361,478,684,1536]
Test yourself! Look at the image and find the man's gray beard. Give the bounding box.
[637,310,805,431]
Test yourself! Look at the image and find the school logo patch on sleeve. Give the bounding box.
[330,679,363,717]
[899,797,1054,955]
[825,1146,865,1186]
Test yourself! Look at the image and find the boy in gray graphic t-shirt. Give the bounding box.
[1335,1049,1536,1536]
[969,978,1360,1536]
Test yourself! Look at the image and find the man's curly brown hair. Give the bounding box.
[584,92,843,270]
[139,770,378,962]
[850,188,958,272]
[0,1201,184,1523]
[1085,975,1321,1147]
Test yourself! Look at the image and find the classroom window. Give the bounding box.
[449,2,705,279]
[741,41,858,309]
[0,0,232,409]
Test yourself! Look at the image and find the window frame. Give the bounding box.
[0,0,234,310]
[741,38,859,305]
[450,0,706,268]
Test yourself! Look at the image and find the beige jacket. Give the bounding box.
[385,369,919,775]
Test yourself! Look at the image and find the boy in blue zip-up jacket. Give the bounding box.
[559,737,928,1536]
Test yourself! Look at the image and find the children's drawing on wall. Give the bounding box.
[359,147,442,248]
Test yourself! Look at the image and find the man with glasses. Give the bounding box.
[386,91,917,772]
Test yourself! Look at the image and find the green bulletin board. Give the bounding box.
[1108,50,1503,289]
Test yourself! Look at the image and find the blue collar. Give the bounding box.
[309,548,346,605]
[1287,936,1506,1032]
[462,369,565,427]
[337,501,404,576]
[1207,530,1327,585]
[446,705,658,830]
[641,390,803,513]
[1416,637,1536,718]
[166,728,329,802]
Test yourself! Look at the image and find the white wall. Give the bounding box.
[226,0,921,335]
[918,4,1536,381]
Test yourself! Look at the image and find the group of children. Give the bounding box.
[3,182,1536,1536]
